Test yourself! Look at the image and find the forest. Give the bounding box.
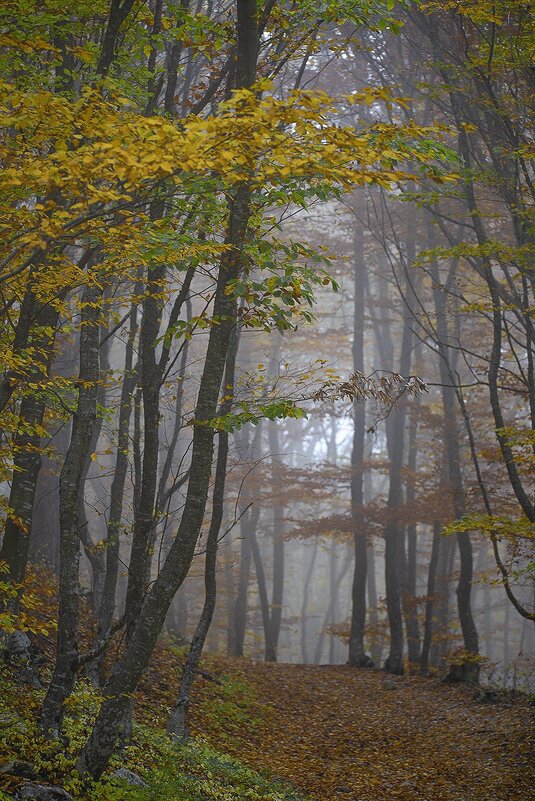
[0,1,533,800]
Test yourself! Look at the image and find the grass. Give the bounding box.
[0,662,310,801]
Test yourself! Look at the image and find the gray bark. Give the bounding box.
[40,283,102,735]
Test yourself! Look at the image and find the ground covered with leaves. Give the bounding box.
[1,648,533,801]
[181,657,535,801]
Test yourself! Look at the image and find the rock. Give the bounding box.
[19,665,43,689]
[4,634,45,688]
[0,761,38,780]
[110,768,148,787]
[0,713,26,734]
[383,679,398,690]
[16,784,73,801]
[4,631,31,659]
[335,786,352,794]
[474,686,500,704]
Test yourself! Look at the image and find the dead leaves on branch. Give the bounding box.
[312,370,428,406]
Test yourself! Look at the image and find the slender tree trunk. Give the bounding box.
[86,301,139,684]
[267,419,284,661]
[300,539,318,664]
[228,506,257,656]
[328,539,338,664]
[383,350,413,673]
[167,328,238,737]
[40,283,102,736]
[78,328,111,618]
[228,422,262,657]
[402,403,421,668]
[367,543,381,664]
[0,305,59,595]
[348,223,372,667]
[124,260,165,640]
[383,429,406,675]
[433,535,455,668]
[315,551,351,664]
[420,522,441,676]
[249,521,278,662]
[75,3,260,776]
[429,236,479,682]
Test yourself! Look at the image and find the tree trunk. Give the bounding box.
[124,259,165,640]
[402,402,421,668]
[348,224,373,667]
[429,234,479,682]
[86,301,139,684]
[40,283,101,736]
[367,542,381,664]
[0,305,58,594]
[420,522,441,676]
[432,534,455,669]
[228,505,257,656]
[267,419,284,661]
[75,3,260,776]
[249,519,278,662]
[300,539,318,664]
[227,422,262,657]
[167,327,238,737]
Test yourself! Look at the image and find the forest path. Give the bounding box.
[192,659,535,801]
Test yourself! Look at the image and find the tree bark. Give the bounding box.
[267,419,284,662]
[40,282,102,736]
[300,539,318,664]
[348,223,372,667]
[75,2,260,776]
[402,401,421,668]
[167,326,238,737]
[429,232,479,682]
[420,522,441,676]
[0,305,58,595]
[227,422,262,657]
[86,300,139,684]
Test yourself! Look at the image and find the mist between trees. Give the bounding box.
[0,0,533,784]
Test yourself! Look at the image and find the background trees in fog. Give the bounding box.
[0,0,533,780]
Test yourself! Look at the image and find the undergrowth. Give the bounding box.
[0,662,308,801]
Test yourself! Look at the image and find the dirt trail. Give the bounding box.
[194,659,535,801]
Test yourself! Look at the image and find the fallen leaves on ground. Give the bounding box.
[180,658,534,801]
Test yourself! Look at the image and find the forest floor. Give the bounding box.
[180,656,535,801]
[1,646,534,801]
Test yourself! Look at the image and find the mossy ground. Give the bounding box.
[0,657,308,801]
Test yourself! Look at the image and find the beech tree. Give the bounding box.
[1,4,533,792]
